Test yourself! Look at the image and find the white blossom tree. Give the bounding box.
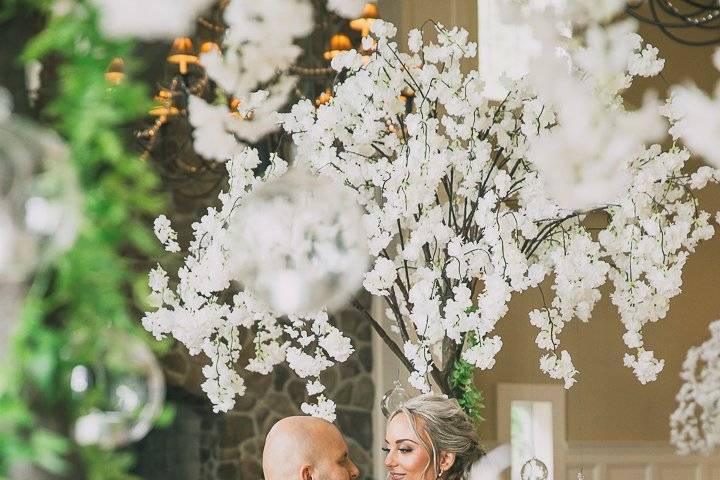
[143,0,719,428]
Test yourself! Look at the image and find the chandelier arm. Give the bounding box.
[687,19,720,29]
[625,7,703,29]
[681,0,718,8]
[657,0,720,24]
[648,0,720,45]
[658,0,712,19]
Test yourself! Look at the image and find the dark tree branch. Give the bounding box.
[352,299,414,374]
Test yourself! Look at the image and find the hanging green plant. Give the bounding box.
[0,1,173,478]
[449,318,486,424]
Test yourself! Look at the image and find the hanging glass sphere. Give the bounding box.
[228,167,369,316]
[70,330,165,449]
[0,92,81,282]
[380,380,409,417]
[521,458,549,480]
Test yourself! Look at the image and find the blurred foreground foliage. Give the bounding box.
[0,2,174,478]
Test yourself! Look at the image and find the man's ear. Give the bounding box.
[301,465,313,480]
[438,451,456,474]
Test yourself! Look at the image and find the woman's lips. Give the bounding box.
[389,473,406,480]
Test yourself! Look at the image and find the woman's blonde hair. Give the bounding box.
[389,394,483,480]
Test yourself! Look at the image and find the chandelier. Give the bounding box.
[626,0,720,46]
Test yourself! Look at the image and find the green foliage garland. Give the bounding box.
[449,328,486,424]
[0,2,172,478]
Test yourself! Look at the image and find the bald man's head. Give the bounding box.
[262,416,359,480]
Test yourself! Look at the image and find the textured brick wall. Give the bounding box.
[135,303,375,480]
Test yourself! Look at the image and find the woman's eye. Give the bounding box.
[399,448,412,453]
[381,447,390,453]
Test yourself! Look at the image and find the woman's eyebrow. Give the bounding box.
[395,439,419,444]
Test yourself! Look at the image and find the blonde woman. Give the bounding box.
[383,394,484,480]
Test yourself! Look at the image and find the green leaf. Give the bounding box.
[154,403,177,428]
[81,447,140,480]
[450,331,486,424]
[30,429,70,475]
[22,15,83,61]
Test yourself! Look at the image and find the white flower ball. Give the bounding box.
[228,167,369,315]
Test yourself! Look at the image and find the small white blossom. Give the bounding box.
[306,379,326,396]
[153,215,180,253]
[363,257,397,295]
[286,347,333,378]
[623,349,665,385]
[301,395,337,422]
[540,350,577,389]
[319,328,354,362]
[408,29,423,53]
[463,336,503,370]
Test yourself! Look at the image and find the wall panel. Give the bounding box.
[566,444,719,480]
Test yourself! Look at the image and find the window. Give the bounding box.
[511,400,554,480]
[497,384,567,480]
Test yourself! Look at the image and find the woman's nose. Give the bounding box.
[384,450,395,468]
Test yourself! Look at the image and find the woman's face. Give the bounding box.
[383,413,435,480]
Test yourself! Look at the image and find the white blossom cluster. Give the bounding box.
[141,0,370,421]
[507,5,666,211]
[282,17,715,393]
[188,0,367,161]
[664,48,720,169]
[143,150,359,418]
[671,320,720,455]
[144,11,718,419]
[89,0,215,40]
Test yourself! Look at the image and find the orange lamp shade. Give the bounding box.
[323,34,352,60]
[154,88,174,102]
[200,41,221,54]
[148,105,180,118]
[330,34,352,51]
[149,88,179,121]
[167,37,199,74]
[349,2,378,37]
[104,57,125,85]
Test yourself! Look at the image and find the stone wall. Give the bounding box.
[135,303,375,480]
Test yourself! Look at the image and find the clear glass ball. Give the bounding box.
[70,330,165,449]
[521,458,549,480]
[0,111,81,282]
[229,168,369,315]
[380,381,409,417]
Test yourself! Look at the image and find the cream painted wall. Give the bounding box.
[476,212,720,443]
[378,0,478,72]
[376,0,720,446]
